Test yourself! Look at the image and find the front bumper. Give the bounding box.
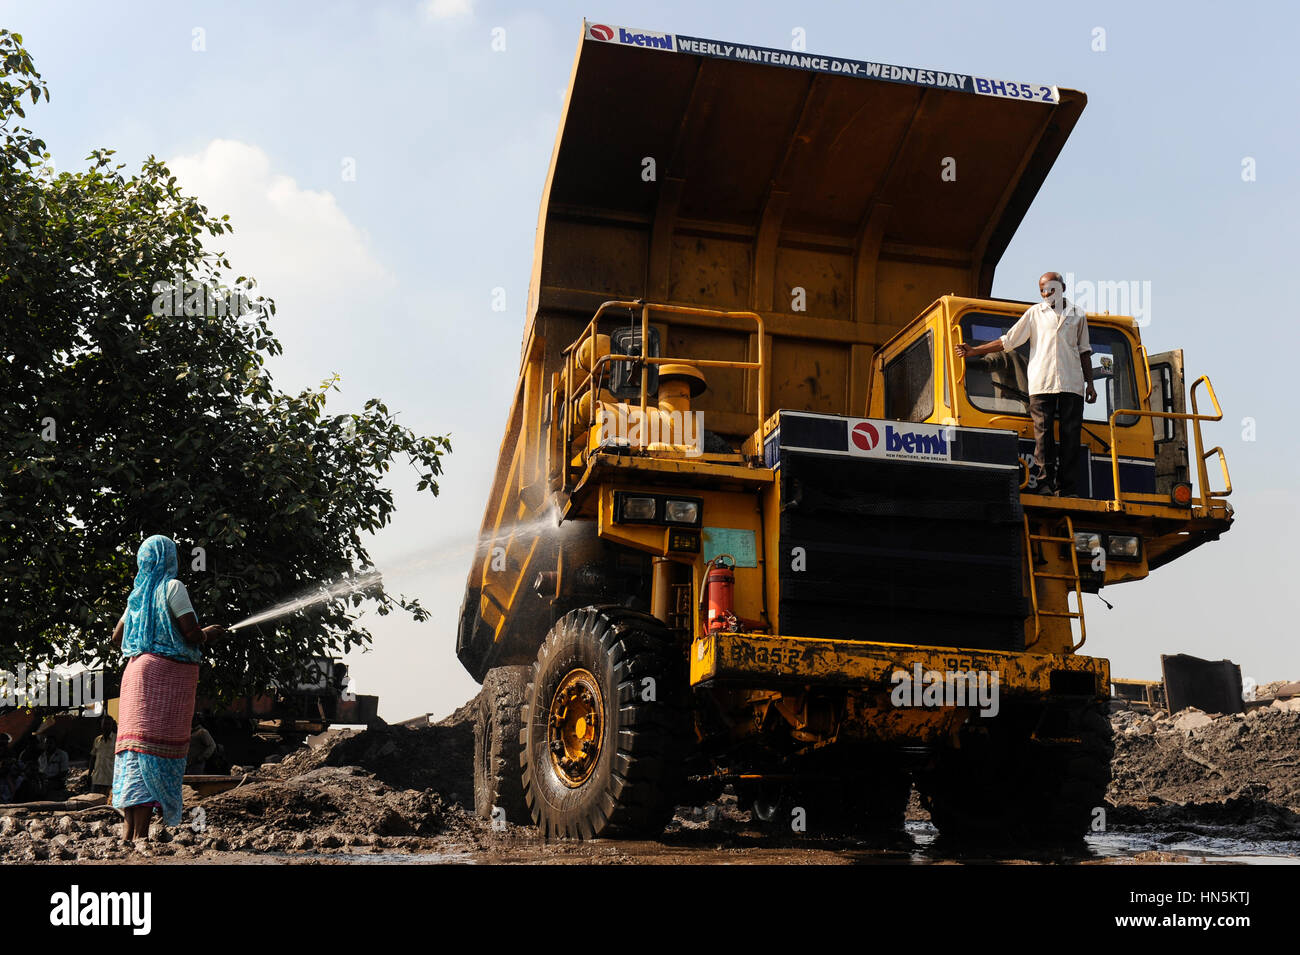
[690,631,1110,698]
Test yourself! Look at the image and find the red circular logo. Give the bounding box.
[851,421,879,451]
[589,23,614,41]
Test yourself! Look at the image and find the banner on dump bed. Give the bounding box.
[583,20,1060,105]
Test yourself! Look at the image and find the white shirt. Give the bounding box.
[91,734,116,785]
[999,299,1092,396]
[118,579,196,627]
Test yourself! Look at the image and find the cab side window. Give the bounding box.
[884,332,934,423]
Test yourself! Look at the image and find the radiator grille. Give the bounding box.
[778,451,1027,652]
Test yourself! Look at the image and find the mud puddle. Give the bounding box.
[119,823,1299,865]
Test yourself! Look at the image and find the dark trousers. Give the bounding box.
[1028,393,1084,494]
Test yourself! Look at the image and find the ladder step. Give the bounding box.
[1032,572,1081,580]
[1029,534,1075,544]
[1038,610,1081,618]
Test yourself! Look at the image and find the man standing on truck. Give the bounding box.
[956,272,1096,495]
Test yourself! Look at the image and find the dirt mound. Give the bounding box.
[436,698,478,728]
[269,721,474,806]
[0,700,495,861]
[0,708,491,862]
[1107,702,1300,839]
[201,766,450,840]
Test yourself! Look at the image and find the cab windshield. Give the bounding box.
[959,312,1140,427]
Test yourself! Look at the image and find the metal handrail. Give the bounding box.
[950,323,967,384]
[986,414,1027,428]
[1189,375,1232,499]
[1107,374,1230,509]
[561,301,767,482]
[585,353,763,430]
[1137,344,1152,401]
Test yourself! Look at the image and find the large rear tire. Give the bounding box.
[917,699,1113,843]
[747,766,911,838]
[520,607,689,839]
[473,665,531,824]
[839,769,913,835]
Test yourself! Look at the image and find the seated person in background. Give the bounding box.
[37,736,70,798]
[0,735,24,803]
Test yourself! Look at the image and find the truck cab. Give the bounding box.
[871,296,1232,602]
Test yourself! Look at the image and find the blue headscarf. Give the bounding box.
[120,535,200,663]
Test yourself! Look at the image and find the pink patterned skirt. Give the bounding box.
[115,652,199,760]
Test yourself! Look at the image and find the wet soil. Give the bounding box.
[4,696,1298,864]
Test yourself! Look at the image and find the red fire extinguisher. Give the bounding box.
[703,555,736,633]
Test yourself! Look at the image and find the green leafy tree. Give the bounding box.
[0,30,451,696]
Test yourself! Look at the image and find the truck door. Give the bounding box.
[1147,349,1188,494]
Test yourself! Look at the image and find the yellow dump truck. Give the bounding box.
[458,20,1234,841]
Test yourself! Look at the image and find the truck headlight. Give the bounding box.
[1107,534,1140,558]
[664,499,700,525]
[619,496,657,521]
[1074,531,1102,554]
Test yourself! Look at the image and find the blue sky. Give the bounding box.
[6,0,1296,718]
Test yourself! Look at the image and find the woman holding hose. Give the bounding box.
[109,535,225,842]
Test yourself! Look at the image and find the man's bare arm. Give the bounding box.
[1080,350,1097,402]
[955,340,1005,359]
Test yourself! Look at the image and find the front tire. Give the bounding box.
[520,607,688,839]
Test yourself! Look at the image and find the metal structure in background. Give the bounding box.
[1162,653,1245,715]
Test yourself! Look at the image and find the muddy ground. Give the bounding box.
[4,694,1300,864]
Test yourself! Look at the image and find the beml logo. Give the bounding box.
[851,422,879,451]
[617,27,674,50]
[885,424,948,455]
[589,23,614,41]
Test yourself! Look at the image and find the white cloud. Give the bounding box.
[424,0,474,19]
[166,139,394,391]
